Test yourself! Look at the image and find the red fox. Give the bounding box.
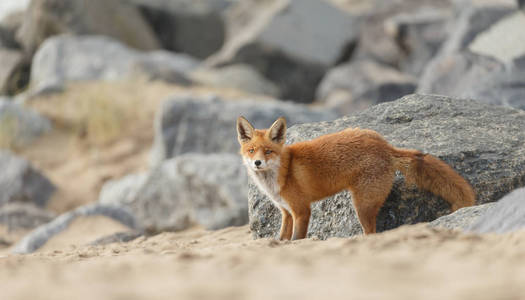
[237,116,475,240]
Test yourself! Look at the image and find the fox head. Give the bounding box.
[236,116,287,172]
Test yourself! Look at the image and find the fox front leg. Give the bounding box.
[279,208,293,240]
[291,207,311,240]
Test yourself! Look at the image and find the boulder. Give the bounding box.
[190,64,281,97]
[89,231,143,246]
[208,0,359,102]
[15,0,160,55]
[0,150,55,207]
[316,60,417,113]
[353,0,453,76]
[30,35,199,95]
[0,49,29,95]
[469,12,525,65]
[99,153,248,233]
[417,3,525,108]
[0,202,55,230]
[128,0,227,59]
[11,203,139,253]
[0,13,22,49]
[469,187,525,233]
[0,98,51,148]
[428,203,495,230]
[0,0,30,22]
[249,94,525,239]
[150,95,339,165]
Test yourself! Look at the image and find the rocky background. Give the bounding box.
[1,0,525,253]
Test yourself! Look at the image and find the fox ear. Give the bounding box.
[237,116,254,144]
[268,117,286,144]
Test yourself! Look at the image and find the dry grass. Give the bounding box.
[28,79,269,147]
[16,79,270,213]
[29,80,164,147]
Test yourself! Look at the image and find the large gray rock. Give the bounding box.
[99,153,248,233]
[0,202,55,230]
[417,4,525,108]
[469,187,525,233]
[0,49,29,95]
[0,98,51,148]
[190,64,281,97]
[249,94,525,239]
[208,0,359,102]
[0,16,22,49]
[15,0,160,55]
[11,203,139,253]
[30,35,199,95]
[0,150,55,207]
[0,0,30,22]
[469,12,525,65]
[128,0,227,59]
[353,0,453,76]
[151,95,339,165]
[428,203,496,230]
[316,60,417,113]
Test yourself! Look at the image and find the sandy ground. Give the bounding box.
[1,221,525,300]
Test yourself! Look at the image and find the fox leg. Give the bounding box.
[290,205,311,240]
[350,177,393,235]
[279,208,293,240]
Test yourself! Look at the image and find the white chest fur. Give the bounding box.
[248,168,291,213]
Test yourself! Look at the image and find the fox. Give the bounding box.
[236,116,476,240]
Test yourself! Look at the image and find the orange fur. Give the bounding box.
[237,117,475,240]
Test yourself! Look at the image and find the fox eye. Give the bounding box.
[265,150,272,155]
[249,149,254,153]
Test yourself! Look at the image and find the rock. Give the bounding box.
[208,0,359,102]
[89,231,143,246]
[384,8,453,76]
[0,49,29,95]
[0,98,51,148]
[0,202,55,230]
[249,94,525,239]
[354,0,453,76]
[428,203,495,230]
[417,3,519,105]
[190,64,281,97]
[316,60,417,113]
[15,0,160,55]
[469,12,525,65]
[0,0,30,22]
[519,0,525,9]
[99,153,248,233]
[128,0,227,59]
[30,35,199,95]
[0,150,55,207]
[151,95,339,165]
[11,203,139,253]
[469,187,525,233]
[0,13,22,49]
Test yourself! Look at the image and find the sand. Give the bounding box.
[1,223,525,300]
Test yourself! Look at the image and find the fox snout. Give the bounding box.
[243,157,270,171]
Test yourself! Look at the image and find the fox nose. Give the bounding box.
[254,160,262,167]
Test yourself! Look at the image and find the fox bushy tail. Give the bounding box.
[392,148,475,211]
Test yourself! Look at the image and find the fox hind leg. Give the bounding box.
[349,176,394,235]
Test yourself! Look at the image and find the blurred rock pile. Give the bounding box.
[0,0,525,251]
